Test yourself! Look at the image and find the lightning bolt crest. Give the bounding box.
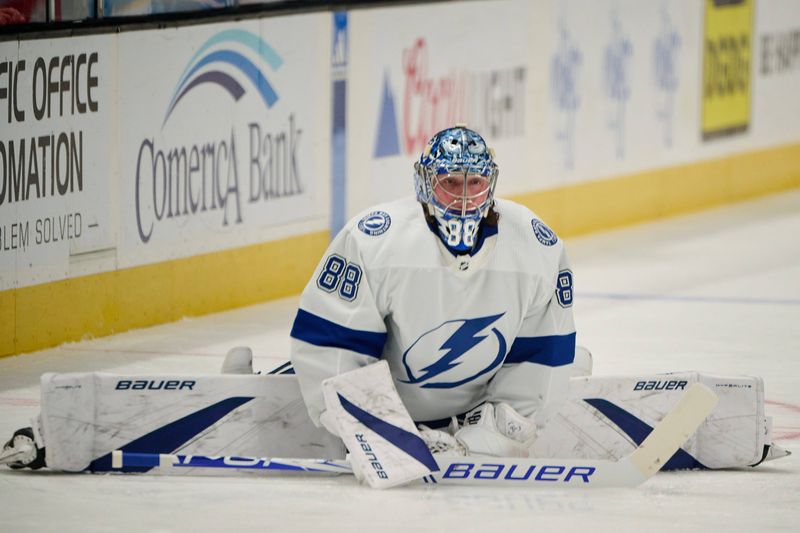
[402,313,505,385]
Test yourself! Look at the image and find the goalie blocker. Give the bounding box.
[1,368,788,472]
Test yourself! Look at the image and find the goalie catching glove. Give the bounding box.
[452,402,537,457]
[417,403,537,458]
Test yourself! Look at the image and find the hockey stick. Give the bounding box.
[111,382,718,488]
[110,452,352,473]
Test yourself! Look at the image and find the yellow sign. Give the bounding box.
[702,0,753,139]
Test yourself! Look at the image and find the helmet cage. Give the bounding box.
[414,127,498,252]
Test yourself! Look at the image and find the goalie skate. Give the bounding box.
[755,443,791,465]
[0,427,46,470]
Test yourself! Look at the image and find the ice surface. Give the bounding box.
[1,190,798,532]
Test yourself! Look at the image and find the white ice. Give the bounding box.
[1,190,799,532]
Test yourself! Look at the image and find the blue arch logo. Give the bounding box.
[401,314,507,389]
[163,29,283,126]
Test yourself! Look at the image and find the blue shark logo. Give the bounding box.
[163,29,283,126]
[401,313,506,389]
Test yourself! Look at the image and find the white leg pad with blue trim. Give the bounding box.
[36,371,344,472]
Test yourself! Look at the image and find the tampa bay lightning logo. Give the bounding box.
[401,313,507,389]
[358,211,392,236]
[531,219,558,246]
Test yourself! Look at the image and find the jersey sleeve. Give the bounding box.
[485,243,576,425]
[289,227,387,426]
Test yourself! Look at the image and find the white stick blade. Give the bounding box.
[629,382,719,478]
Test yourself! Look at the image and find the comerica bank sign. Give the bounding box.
[134,29,304,244]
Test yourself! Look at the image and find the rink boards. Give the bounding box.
[2,0,800,356]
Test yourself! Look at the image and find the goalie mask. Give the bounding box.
[414,126,499,253]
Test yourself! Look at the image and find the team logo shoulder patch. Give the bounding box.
[531,219,558,246]
[358,211,392,236]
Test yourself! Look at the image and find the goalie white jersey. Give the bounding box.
[290,197,576,427]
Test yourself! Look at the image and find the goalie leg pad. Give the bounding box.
[37,371,344,472]
[534,372,771,469]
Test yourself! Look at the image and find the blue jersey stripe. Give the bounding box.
[506,332,576,367]
[291,309,386,358]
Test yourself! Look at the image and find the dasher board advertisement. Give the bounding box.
[0,35,115,290]
[117,16,330,269]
